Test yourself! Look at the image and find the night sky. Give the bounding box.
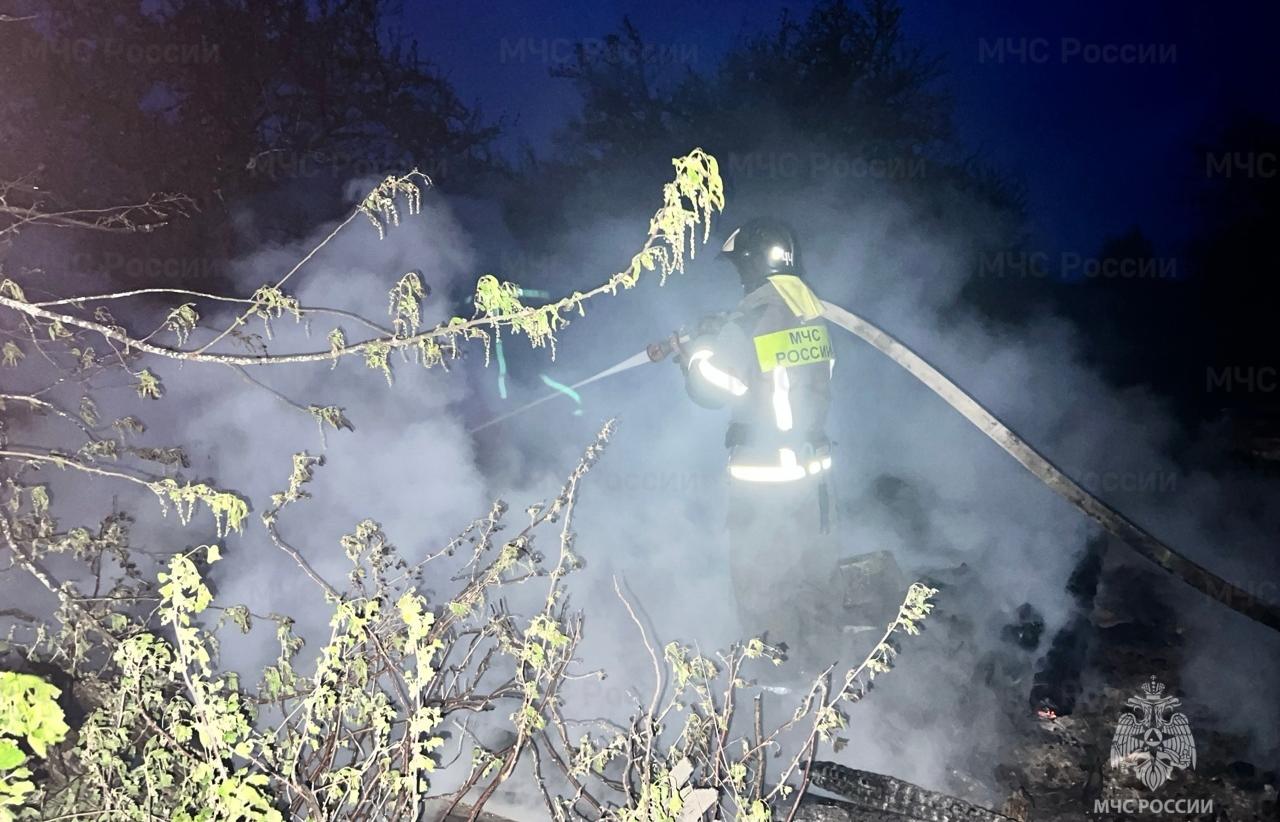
[410,0,1280,257]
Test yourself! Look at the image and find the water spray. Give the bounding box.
[467,342,679,434]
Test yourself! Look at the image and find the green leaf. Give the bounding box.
[0,672,69,758]
[0,741,25,770]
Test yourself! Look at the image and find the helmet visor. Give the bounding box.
[718,227,741,258]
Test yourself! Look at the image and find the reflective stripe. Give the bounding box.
[771,366,793,432]
[729,448,806,483]
[689,349,747,396]
[729,448,831,483]
[805,456,833,475]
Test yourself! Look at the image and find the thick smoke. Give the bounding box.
[454,169,1280,793]
[8,152,1277,814]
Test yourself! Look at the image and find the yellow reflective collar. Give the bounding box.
[767,275,823,320]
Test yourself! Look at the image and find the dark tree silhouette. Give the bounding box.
[503,0,1023,291]
[0,1,497,290]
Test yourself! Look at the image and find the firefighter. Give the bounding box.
[675,217,841,673]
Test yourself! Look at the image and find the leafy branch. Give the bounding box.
[0,150,723,377]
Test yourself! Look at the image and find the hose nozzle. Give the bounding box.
[647,332,689,362]
[646,341,670,362]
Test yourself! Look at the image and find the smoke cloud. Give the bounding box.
[8,155,1277,813]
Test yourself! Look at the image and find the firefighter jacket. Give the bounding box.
[683,275,834,482]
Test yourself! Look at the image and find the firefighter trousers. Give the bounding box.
[726,475,842,672]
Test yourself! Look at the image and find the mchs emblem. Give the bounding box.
[1109,676,1196,791]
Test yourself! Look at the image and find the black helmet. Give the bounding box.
[718,217,803,290]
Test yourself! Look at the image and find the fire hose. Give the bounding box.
[469,302,1280,634]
